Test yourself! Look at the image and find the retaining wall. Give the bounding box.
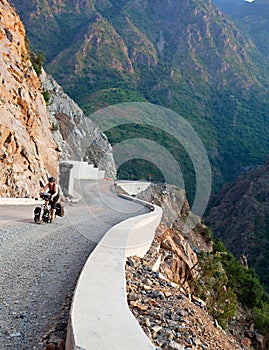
[60,161,105,197]
[66,198,162,350]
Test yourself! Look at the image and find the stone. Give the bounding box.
[9,331,22,337]
[128,293,140,301]
[214,319,222,329]
[192,295,206,309]
[164,290,172,297]
[148,298,159,306]
[143,278,153,286]
[48,335,63,345]
[167,340,185,350]
[143,285,151,291]
[126,257,135,267]
[241,338,252,348]
[256,332,266,349]
[130,301,148,311]
[152,325,162,333]
[55,321,67,331]
[144,318,151,327]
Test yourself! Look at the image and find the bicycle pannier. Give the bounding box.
[56,203,65,217]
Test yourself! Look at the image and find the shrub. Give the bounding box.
[30,52,45,76]
[193,251,237,329]
[212,238,269,340]
[42,90,50,104]
[193,237,269,339]
[253,304,269,341]
[52,122,59,132]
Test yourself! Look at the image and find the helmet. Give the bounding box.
[48,176,56,182]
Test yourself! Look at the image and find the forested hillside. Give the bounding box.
[206,159,269,291]
[213,0,269,57]
[9,0,269,197]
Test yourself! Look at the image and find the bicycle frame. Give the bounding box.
[34,193,52,224]
[41,199,51,223]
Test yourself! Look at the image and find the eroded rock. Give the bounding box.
[0,0,59,197]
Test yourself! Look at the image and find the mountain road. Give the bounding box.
[0,180,149,350]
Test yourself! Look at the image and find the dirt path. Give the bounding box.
[0,180,148,349]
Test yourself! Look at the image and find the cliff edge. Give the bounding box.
[0,0,59,197]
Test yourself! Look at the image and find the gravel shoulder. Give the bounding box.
[0,180,148,350]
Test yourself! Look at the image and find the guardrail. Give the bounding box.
[66,197,162,350]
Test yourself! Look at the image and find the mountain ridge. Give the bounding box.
[213,0,269,57]
[9,0,269,192]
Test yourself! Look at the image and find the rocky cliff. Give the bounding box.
[0,0,116,198]
[0,0,59,197]
[135,184,212,288]
[213,0,269,58]
[40,70,116,178]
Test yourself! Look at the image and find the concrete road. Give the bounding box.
[0,180,148,350]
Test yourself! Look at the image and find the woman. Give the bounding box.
[42,176,59,222]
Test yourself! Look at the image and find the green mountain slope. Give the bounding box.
[213,0,269,57]
[205,160,269,291]
[10,0,269,195]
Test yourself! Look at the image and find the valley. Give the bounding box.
[9,0,269,191]
[2,0,269,347]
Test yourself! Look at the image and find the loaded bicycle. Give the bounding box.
[34,192,52,224]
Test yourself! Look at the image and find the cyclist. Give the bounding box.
[41,176,59,222]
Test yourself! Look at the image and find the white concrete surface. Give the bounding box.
[0,198,42,205]
[62,161,105,196]
[117,181,151,196]
[66,201,162,350]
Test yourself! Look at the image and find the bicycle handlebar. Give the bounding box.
[40,192,51,201]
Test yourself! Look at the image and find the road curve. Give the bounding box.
[0,180,148,350]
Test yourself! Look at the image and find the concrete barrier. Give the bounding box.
[60,161,105,197]
[116,180,151,196]
[0,198,43,205]
[66,201,162,350]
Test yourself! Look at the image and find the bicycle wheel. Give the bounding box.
[34,207,41,224]
[42,208,50,223]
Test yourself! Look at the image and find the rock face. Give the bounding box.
[0,0,116,198]
[40,70,116,178]
[0,0,59,197]
[136,183,213,292]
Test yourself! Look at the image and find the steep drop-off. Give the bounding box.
[213,0,269,58]
[125,183,267,349]
[205,160,269,290]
